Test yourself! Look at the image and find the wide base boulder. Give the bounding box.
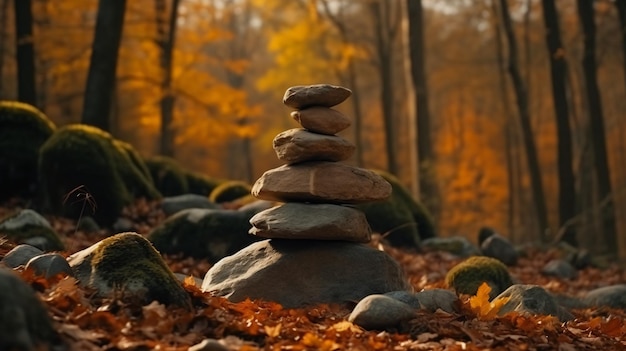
[202,239,411,308]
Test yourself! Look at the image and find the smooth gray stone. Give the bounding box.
[348,294,416,331]
[25,253,74,279]
[495,284,574,321]
[1,244,43,268]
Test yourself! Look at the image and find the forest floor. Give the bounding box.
[1,199,626,351]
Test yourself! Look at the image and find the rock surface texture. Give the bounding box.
[202,84,409,308]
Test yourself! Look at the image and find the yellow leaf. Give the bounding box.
[469,282,509,320]
[264,324,281,337]
[183,275,197,287]
[329,321,363,333]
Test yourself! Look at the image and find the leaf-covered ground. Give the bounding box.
[2,199,626,350]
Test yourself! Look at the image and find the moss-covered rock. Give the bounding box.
[0,101,56,200]
[209,180,252,203]
[38,124,160,226]
[445,256,513,299]
[67,232,191,308]
[0,209,64,251]
[355,170,436,249]
[145,156,189,196]
[185,171,224,196]
[148,208,261,261]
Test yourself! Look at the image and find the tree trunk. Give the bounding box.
[155,0,180,157]
[615,0,626,93]
[541,0,577,246]
[13,0,37,105]
[498,0,550,242]
[369,0,399,175]
[405,0,438,215]
[576,0,618,257]
[0,0,9,96]
[81,0,127,131]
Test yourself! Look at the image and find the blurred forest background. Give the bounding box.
[1,0,626,258]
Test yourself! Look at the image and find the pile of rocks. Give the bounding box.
[202,84,411,308]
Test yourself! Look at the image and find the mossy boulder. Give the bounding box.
[445,256,513,299]
[185,171,224,196]
[38,124,160,226]
[0,101,56,201]
[145,156,189,196]
[148,208,262,262]
[355,170,436,249]
[67,232,191,308]
[209,180,252,203]
[0,209,64,251]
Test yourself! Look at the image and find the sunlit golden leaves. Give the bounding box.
[468,282,509,320]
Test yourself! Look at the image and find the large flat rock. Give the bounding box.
[249,203,371,242]
[291,107,351,135]
[251,162,392,204]
[273,128,355,164]
[202,239,411,308]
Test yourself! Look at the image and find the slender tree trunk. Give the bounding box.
[615,0,626,93]
[81,0,127,131]
[541,0,577,246]
[369,0,399,175]
[0,0,9,96]
[406,0,438,216]
[498,0,550,242]
[576,0,619,257]
[13,0,37,105]
[155,0,180,157]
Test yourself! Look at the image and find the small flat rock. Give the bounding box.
[251,162,392,204]
[291,107,351,135]
[0,209,52,230]
[348,294,416,331]
[1,244,43,268]
[542,259,578,279]
[249,203,371,242]
[495,284,574,321]
[414,289,459,313]
[273,128,355,164]
[283,84,352,109]
[480,234,518,266]
[583,284,626,309]
[25,253,74,280]
[161,194,218,216]
[202,239,411,308]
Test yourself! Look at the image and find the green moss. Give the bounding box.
[185,171,223,196]
[445,256,513,299]
[0,101,56,200]
[209,181,251,203]
[113,140,161,199]
[91,232,190,307]
[356,170,436,248]
[144,156,189,196]
[38,124,159,225]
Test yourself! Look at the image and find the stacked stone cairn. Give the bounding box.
[249,84,392,242]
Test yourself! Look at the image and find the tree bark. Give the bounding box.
[576,0,618,256]
[81,0,127,131]
[155,0,180,157]
[615,0,626,94]
[498,0,550,242]
[0,0,9,96]
[405,0,438,215]
[541,0,577,246]
[369,0,399,175]
[13,0,37,105]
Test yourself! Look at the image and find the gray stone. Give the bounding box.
[189,338,229,351]
[148,208,261,261]
[384,290,421,309]
[238,199,275,215]
[161,194,219,216]
[1,244,43,268]
[25,253,74,280]
[249,203,371,242]
[252,162,392,204]
[0,209,52,230]
[283,84,352,109]
[480,234,518,266]
[291,107,351,135]
[421,236,480,258]
[112,217,134,232]
[414,289,459,314]
[273,128,355,164]
[495,284,574,321]
[202,239,411,308]
[583,284,626,309]
[76,216,101,232]
[21,236,57,252]
[67,232,191,308]
[0,268,61,350]
[348,294,416,331]
[542,259,578,279]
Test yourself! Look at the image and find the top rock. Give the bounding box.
[283,84,352,109]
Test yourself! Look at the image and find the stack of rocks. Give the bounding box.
[201,84,411,308]
[249,84,391,241]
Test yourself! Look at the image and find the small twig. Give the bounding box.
[63,185,97,234]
